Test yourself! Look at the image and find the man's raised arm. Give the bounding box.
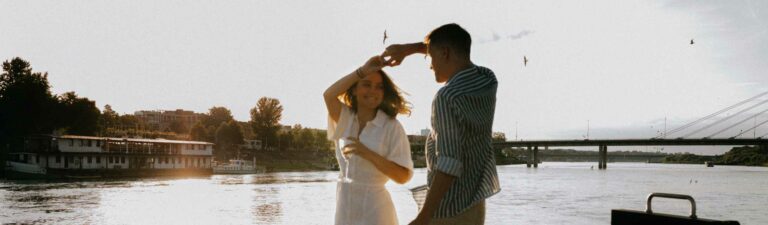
[383,42,427,66]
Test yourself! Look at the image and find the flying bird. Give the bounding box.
[690,39,694,45]
[523,56,528,67]
[383,30,388,45]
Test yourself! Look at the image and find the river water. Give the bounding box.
[1,162,766,224]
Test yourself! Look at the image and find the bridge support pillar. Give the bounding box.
[526,145,532,168]
[604,145,608,169]
[533,146,539,168]
[598,145,608,170]
[597,146,602,169]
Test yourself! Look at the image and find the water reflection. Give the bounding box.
[1,164,766,225]
[1,180,111,225]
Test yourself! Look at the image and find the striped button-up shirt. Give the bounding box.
[426,65,501,218]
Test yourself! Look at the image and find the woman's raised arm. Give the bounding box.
[323,56,386,122]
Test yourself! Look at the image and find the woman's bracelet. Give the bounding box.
[355,67,365,79]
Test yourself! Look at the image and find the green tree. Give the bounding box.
[298,127,314,151]
[205,126,218,142]
[290,124,305,150]
[203,106,234,128]
[0,57,59,137]
[98,104,119,134]
[238,121,255,140]
[277,130,293,151]
[250,97,283,150]
[189,122,208,141]
[57,92,100,135]
[313,129,331,152]
[169,119,189,134]
[492,132,507,142]
[215,121,244,160]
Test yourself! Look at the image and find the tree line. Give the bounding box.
[0,57,332,176]
[662,146,768,166]
[187,103,332,160]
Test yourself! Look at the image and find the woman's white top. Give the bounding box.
[328,105,413,225]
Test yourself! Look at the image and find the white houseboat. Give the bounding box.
[213,158,265,174]
[4,135,214,179]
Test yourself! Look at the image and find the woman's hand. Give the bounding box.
[342,137,371,159]
[359,55,385,76]
[343,136,413,184]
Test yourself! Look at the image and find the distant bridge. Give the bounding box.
[411,138,768,169]
[496,138,768,169]
[496,138,768,148]
[413,91,768,169]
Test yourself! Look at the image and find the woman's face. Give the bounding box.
[354,72,384,111]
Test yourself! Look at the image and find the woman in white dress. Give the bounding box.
[324,55,414,225]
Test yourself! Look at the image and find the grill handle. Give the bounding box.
[645,192,697,219]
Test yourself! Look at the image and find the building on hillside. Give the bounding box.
[134,109,206,132]
[279,125,292,134]
[240,139,263,151]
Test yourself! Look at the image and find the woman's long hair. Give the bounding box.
[342,70,411,118]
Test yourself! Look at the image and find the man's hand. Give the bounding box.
[382,43,426,67]
[408,171,455,225]
[382,44,409,67]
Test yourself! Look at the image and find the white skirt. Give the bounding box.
[335,182,398,225]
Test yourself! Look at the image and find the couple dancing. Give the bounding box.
[324,24,501,225]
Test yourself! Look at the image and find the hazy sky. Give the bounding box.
[2,0,767,154]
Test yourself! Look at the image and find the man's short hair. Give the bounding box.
[425,23,472,59]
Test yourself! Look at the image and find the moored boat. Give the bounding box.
[4,135,215,179]
[213,158,264,174]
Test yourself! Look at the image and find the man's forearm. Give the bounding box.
[417,170,455,220]
[404,42,427,55]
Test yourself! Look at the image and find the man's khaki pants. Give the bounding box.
[428,200,485,225]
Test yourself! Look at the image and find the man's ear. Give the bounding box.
[439,46,451,60]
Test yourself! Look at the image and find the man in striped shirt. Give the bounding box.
[384,23,500,225]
